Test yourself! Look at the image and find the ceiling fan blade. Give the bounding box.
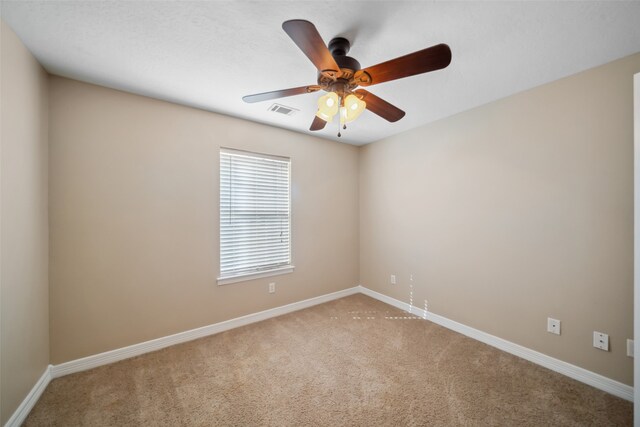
[310,116,327,131]
[282,20,339,73]
[355,89,405,122]
[243,85,321,103]
[354,44,451,87]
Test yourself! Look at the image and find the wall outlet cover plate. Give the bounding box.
[547,318,561,335]
[593,331,609,351]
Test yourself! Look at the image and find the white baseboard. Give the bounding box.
[50,286,360,379]
[358,285,634,402]
[4,365,52,427]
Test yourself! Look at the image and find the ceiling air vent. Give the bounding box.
[268,103,299,116]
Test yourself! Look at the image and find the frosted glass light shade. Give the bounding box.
[342,94,366,123]
[316,92,339,122]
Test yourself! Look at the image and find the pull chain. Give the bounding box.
[337,94,348,136]
[337,95,342,137]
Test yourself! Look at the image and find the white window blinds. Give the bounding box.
[219,148,291,281]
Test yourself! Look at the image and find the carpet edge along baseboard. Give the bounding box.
[50,286,361,378]
[358,286,633,402]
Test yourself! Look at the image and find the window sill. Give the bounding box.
[217,265,295,286]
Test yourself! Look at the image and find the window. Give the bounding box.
[218,148,293,285]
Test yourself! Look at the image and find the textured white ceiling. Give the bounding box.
[2,1,640,145]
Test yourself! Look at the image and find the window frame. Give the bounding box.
[217,147,294,285]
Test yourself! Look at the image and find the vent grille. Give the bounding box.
[268,103,299,116]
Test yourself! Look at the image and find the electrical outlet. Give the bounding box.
[390,275,396,285]
[547,318,561,335]
[268,282,275,294]
[627,339,634,357]
[593,331,609,351]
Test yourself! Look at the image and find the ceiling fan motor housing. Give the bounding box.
[318,37,362,93]
[328,37,361,71]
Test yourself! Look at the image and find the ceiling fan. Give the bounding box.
[243,20,452,137]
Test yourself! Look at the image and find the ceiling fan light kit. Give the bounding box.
[243,19,452,137]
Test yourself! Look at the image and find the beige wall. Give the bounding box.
[48,76,359,364]
[0,21,50,424]
[360,53,640,385]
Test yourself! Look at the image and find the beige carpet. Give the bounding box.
[26,294,631,426]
